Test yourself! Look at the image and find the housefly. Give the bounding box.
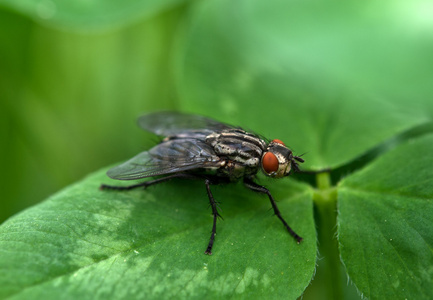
[100,112,304,255]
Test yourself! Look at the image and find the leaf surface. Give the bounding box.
[0,169,316,299]
[338,134,433,299]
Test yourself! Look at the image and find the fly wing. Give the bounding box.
[138,111,237,137]
[107,139,222,180]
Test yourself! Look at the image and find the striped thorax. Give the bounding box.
[206,130,301,180]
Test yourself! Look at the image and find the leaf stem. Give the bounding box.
[312,172,342,300]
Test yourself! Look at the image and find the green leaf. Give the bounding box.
[0,0,187,30]
[338,134,433,299]
[0,168,316,299]
[176,0,432,170]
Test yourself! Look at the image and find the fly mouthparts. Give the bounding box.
[294,156,305,163]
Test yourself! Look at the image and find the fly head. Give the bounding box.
[261,139,304,178]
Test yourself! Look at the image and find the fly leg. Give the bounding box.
[100,173,203,191]
[243,177,303,243]
[204,178,222,255]
[102,173,226,255]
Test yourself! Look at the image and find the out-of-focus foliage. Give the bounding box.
[0,3,184,223]
[0,0,432,299]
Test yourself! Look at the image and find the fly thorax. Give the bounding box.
[206,131,264,168]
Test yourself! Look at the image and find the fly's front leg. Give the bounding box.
[204,178,222,255]
[243,177,303,243]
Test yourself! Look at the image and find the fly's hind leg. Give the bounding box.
[100,173,203,191]
[243,177,303,243]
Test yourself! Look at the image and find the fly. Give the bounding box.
[100,111,304,255]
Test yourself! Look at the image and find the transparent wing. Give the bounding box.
[107,139,222,180]
[137,111,237,137]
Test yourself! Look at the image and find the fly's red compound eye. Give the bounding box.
[272,139,285,146]
[262,152,279,174]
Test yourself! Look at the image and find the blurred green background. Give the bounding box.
[2,0,432,230]
[1,0,432,298]
[2,0,432,224]
[0,0,187,223]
